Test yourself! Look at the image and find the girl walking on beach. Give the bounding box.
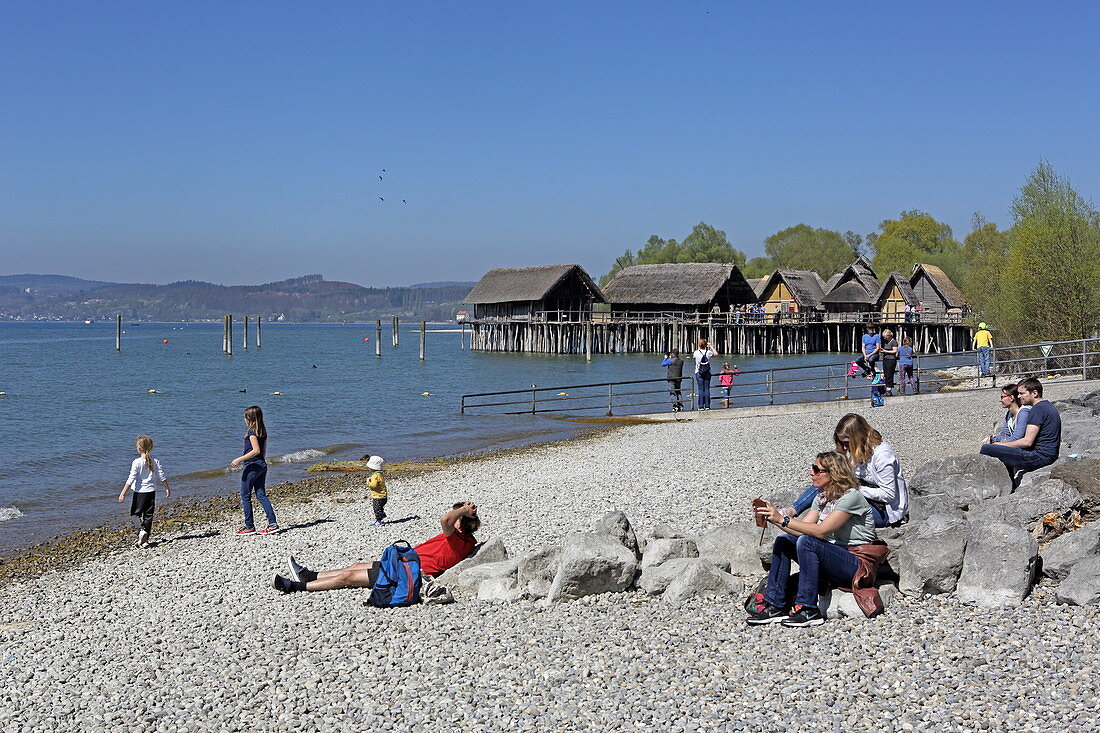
[231,405,278,535]
[118,434,171,548]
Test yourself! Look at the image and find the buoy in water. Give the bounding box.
[162,339,169,344]
[271,392,282,396]
[558,392,568,396]
[364,338,370,342]
[421,392,431,396]
[238,389,246,393]
[148,389,158,394]
[0,392,7,396]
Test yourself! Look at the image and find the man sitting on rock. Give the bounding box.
[979,377,1061,486]
[273,502,480,592]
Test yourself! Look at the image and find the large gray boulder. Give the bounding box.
[1040,525,1100,581]
[1060,412,1100,457]
[637,558,704,595]
[449,559,519,599]
[907,493,966,524]
[820,583,898,620]
[955,522,1039,607]
[434,536,509,587]
[477,576,524,603]
[967,479,1083,528]
[516,544,562,588]
[1055,556,1100,605]
[896,514,970,595]
[650,522,686,539]
[696,524,767,576]
[1051,459,1100,511]
[547,532,637,603]
[662,560,742,604]
[595,511,640,557]
[909,454,1014,510]
[640,538,698,569]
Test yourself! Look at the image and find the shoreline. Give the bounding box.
[0,421,623,588]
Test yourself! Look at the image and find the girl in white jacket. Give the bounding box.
[118,435,171,548]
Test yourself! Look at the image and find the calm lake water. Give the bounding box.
[0,322,846,554]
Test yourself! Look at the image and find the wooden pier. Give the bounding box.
[468,316,971,355]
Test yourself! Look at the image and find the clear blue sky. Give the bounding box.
[2,1,1098,287]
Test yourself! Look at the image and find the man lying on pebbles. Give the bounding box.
[273,502,480,592]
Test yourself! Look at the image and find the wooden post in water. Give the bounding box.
[585,321,592,362]
[256,317,262,349]
[243,316,249,350]
[392,316,399,348]
[222,315,228,353]
[375,320,382,357]
[419,321,426,360]
[115,315,122,352]
[227,316,233,356]
[460,322,465,350]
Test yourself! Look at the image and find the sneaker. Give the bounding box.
[273,574,294,594]
[287,556,308,583]
[137,529,149,546]
[1011,469,1025,489]
[746,604,788,625]
[234,527,256,536]
[258,525,280,535]
[372,520,385,527]
[781,605,825,627]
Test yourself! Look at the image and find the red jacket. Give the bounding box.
[836,541,891,617]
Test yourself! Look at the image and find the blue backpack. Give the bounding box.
[367,541,422,608]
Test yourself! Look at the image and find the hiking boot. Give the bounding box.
[287,556,308,583]
[234,527,256,536]
[746,604,788,625]
[273,575,295,594]
[781,605,825,627]
[258,525,280,535]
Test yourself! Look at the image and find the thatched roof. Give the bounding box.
[874,272,918,306]
[601,263,756,306]
[821,280,874,305]
[759,269,826,308]
[910,263,965,308]
[852,255,877,278]
[464,264,604,304]
[747,278,765,297]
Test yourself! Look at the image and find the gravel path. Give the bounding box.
[2,383,1098,732]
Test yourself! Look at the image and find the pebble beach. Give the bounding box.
[2,383,1099,732]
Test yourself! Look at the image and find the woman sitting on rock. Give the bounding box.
[983,382,1032,447]
[748,452,887,627]
[783,413,908,528]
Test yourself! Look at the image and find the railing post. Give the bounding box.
[768,370,775,405]
[607,383,614,417]
[1083,338,1089,379]
[531,386,537,415]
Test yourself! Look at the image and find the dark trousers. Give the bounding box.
[979,443,1055,474]
[856,353,878,376]
[695,373,711,409]
[240,461,276,529]
[130,492,155,535]
[764,534,860,609]
[372,497,388,522]
[882,358,897,388]
[667,378,684,410]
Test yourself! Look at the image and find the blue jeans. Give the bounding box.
[240,460,276,528]
[695,373,711,409]
[978,347,991,375]
[764,534,861,609]
[979,443,1054,473]
[791,486,890,527]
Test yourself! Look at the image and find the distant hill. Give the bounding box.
[0,274,120,296]
[0,273,473,322]
[407,280,477,289]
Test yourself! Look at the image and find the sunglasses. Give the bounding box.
[811,464,828,474]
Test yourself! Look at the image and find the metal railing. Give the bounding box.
[469,309,967,326]
[460,337,1100,416]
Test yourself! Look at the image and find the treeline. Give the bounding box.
[602,160,1100,343]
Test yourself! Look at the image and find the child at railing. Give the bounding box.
[718,363,739,407]
[898,337,917,394]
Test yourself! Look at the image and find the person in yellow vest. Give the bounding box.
[366,455,387,526]
[973,323,994,376]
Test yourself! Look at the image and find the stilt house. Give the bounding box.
[909,264,966,316]
[600,263,757,316]
[820,259,881,314]
[875,273,919,318]
[463,264,605,321]
[756,269,826,314]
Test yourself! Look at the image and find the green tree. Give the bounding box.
[763,224,853,276]
[742,256,775,279]
[959,213,1013,319]
[600,223,747,283]
[871,210,962,279]
[1003,160,1100,340]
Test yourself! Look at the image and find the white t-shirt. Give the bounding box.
[127,456,168,494]
[692,348,716,374]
